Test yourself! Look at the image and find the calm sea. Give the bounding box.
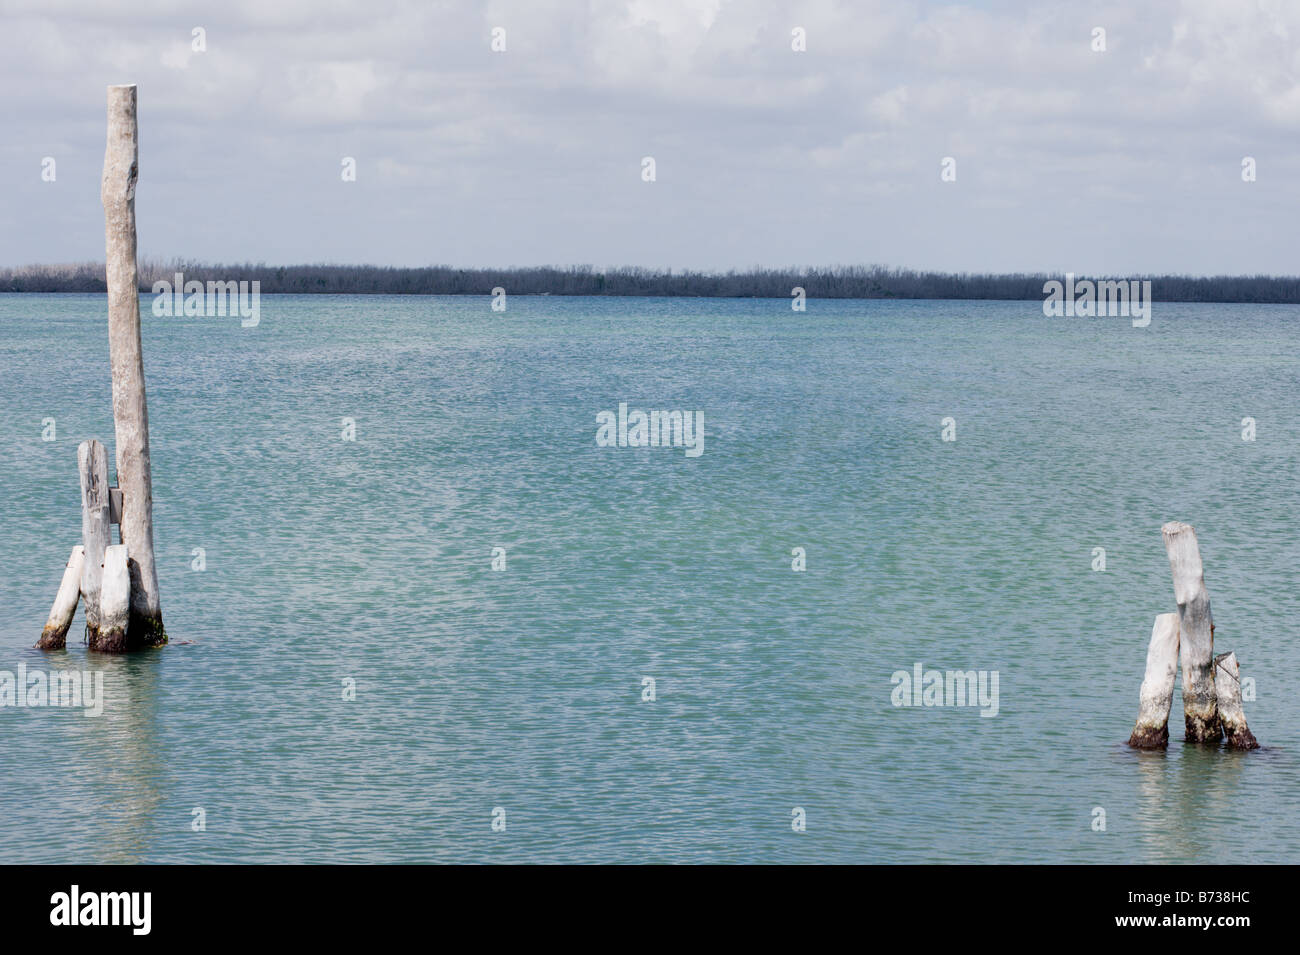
[2,293,1298,863]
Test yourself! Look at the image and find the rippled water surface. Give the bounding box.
[2,293,1298,863]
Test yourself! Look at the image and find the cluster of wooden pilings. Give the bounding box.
[36,85,165,654]
[1128,522,1257,750]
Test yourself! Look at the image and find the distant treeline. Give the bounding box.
[4,260,1300,303]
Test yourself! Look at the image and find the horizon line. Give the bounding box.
[4,261,1300,281]
[5,261,1300,304]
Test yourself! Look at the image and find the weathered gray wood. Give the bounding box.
[1127,612,1180,749]
[1213,652,1258,749]
[1162,521,1221,743]
[78,439,112,642]
[102,83,165,647]
[92,544,131,653]
[37,546,85,650]
[109,486,122,526]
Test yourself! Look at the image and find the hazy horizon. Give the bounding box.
[3,1,1298,275]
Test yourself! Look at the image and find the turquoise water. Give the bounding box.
[2,292,1298,863]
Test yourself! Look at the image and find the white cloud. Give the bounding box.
[0,0,1297,274]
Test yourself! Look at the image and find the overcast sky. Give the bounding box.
[1,0,1296,274]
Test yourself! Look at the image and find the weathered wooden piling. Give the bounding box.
[1213,652,1259,750]
[102,83,165,647]
[78,438,112,643]
[94,544,131,653]
[1127,612,1180,749]
[37,546,86,650]
[1162,521,1222,743]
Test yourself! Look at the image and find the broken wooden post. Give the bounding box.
[1213,652,1259,750]
[37,546,86,650]
[102,83,165,647]
[78,439,112,644]
[1127,612,1180,749]
[94,544,131,653]
[1161,521,1221,743]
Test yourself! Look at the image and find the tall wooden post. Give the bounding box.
[102,84,165,647]
[1162,522,1220,743]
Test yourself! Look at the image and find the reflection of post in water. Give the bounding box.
[1134,739,1249,862]
[1133,748,1184,860]
[66,654,165,863]
[1173,743,1248,863]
